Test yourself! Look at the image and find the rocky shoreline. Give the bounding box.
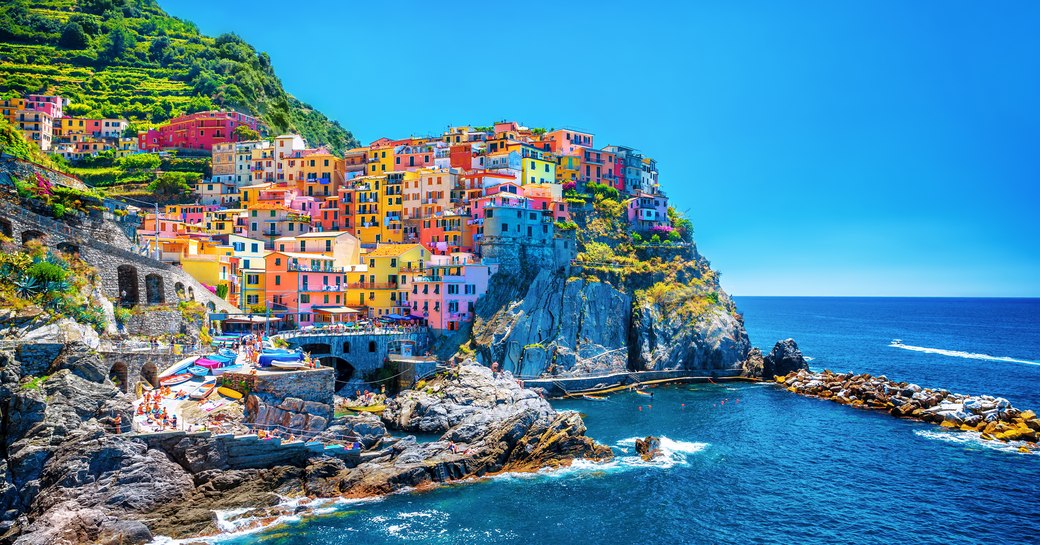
[776,368,1040,452]
[0,342,610,545]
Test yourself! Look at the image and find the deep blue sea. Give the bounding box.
[226,297,1040,545]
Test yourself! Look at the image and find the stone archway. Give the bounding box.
[0,218,12,238]
[188,286,195,301]
[56,241,79,255]
[140,362,159,388]
[117,265,139,307]
[145,273,165,305]
[323,356,355,391]
[206,301,216,313]
[21,229,45,245]
[109,361,128,393]
[174,282,185,300]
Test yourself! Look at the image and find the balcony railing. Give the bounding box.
[348,282,399,290]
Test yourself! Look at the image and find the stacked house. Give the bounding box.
[137,120,671,332]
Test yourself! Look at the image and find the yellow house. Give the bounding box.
[367,144,395,175]
[351,176,382,244]
[348,243,428,318]
[287,147,344,198]
[204,208,246,235]
[180,240,239,306]
[380,171,407,243]
[556,153,581,183]
[239,182,273,207]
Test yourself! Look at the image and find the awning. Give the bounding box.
[225,315,283,324]
[313,306,362,315]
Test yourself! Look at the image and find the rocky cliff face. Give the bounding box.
[470,264,750,378]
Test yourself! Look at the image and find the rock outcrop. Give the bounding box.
[742,339,809,379]
[777,369,1040,450]
[471,269,750,378]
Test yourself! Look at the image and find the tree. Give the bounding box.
[99,24,134,63]
[146,172,193,197]
[233,124,259,141]
[59,21,89,49]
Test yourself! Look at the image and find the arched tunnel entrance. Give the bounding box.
[109,361,128,393]
[322,356,356,391]
[140,362,159,389]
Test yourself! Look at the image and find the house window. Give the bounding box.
[274,276,281,285]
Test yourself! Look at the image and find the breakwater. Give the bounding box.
[777,368,1040,450]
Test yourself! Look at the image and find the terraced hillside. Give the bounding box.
[0,0,358,153]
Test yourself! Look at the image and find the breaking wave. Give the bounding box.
[889,342,1040,366]
[914,429,1034,455]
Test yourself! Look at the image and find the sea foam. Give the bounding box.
[914,429,1035,455]
[890,342,1040,366]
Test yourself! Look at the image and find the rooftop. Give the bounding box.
[366,243,423,258]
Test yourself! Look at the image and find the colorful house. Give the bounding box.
[409,253,495,331]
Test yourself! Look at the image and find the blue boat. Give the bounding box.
[258,351,302,367]
[188,365,209,377]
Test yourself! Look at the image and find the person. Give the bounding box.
[113,414,122,434]
[449,441,458,454]
[170,415,178,429]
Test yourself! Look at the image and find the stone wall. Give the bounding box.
[480,231,576,277]
[0,200,236,317]
[138,429,360,471]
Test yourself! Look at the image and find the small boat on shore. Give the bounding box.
[217,386,243,400]
[271,360,308,370]
[160,373,193,387]
[190,380,216,400]
[188,365,209,377]
[346,404,385,413]
[211,364,243,376]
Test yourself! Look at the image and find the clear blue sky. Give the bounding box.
[161,1,1040,297]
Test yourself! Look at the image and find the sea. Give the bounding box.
[222,297,1040,545]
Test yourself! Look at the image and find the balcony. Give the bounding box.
[348,282,399,290]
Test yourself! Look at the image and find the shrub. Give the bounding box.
[27,261,67,284]
[51,203,67,218]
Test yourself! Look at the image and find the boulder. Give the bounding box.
[762,339,809,378]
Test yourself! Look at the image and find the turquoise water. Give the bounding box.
[227,297,1040,544]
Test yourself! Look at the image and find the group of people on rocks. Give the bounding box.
[136,387,178,431]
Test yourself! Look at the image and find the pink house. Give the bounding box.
[626,192,670,231]
[409,254,496,331]
[26,95,66,119]
[543,129,593,156]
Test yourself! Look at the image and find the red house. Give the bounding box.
[143,110,261,152]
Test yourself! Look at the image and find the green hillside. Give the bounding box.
[0,0,358,153]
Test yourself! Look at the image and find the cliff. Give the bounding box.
[467,194,750,380]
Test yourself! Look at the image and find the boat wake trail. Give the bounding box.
[889,342,1040,366]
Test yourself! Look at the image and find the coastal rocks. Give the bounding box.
[314,412,387,449]
[777,369,1040,450]
[328,360,612,496]
[244,394,332,435]
[635,436,661,461]
[743,339,809,379]
[382,361,554,434]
